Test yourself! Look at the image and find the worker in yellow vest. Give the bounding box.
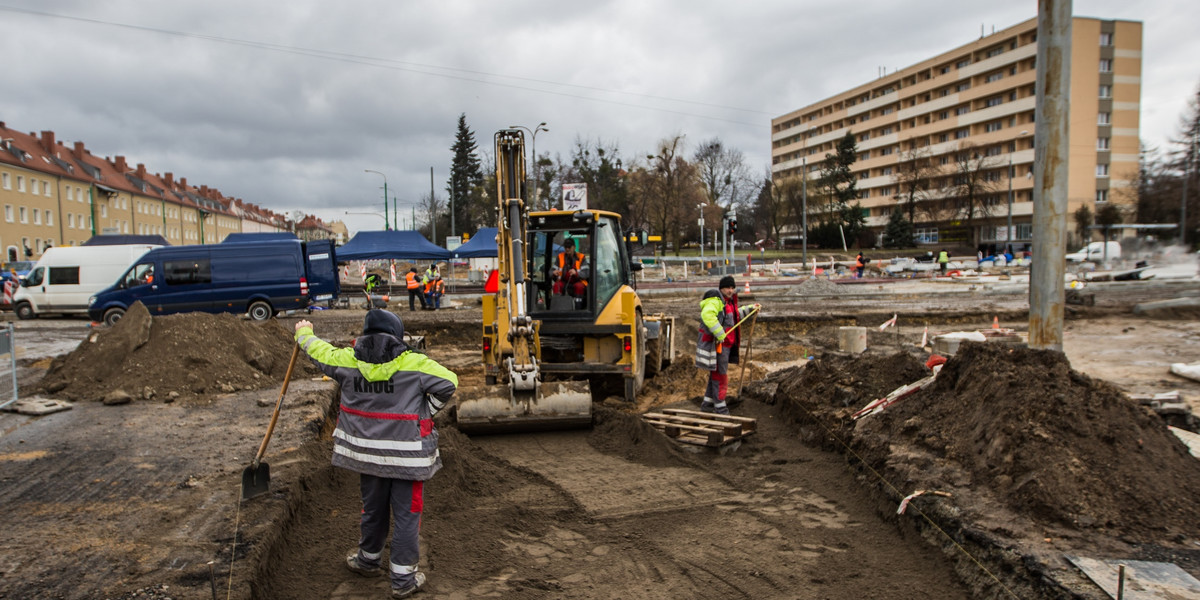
[405,268,426,311]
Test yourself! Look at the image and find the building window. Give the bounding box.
[1099,59,1112,73]
[882,167,893,175]
[1096,164,1109,177]
[1097,137,1110,150]
[986,96,1004,107]
[33,209,41,225]
[45,211,52,226]
[1099,84,1112,98]
[30,179,39,196]
[956,59,971,69]
[955,106,971,115]
[1016,223,1033,240]
[986,121,1004,133]
[985,146,1003,157]
[986,46,1004,58]
[1,173,8,190]
[66,186,73,201]
[955,129,970,139]
[880,146,894,156]
[956,81,971,92]
[986,72,1003,83]
[916,227,939,243]
[1098,112,1111,125]
[78,187,86,202]
[4,205,11,222]
[1097,189,1109,203]
[68,214,75,228]
[19,207,27,224]
[44,183,51,197]
[101,205,107,218]
[1099,32,1113,46]
[17,176,25,192]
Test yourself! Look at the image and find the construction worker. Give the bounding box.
[429,275,445,310]
[422,274,437,311]
[855,252,867,278]
[937,248,950,274]
[404,268,425,311]
[557,239,585,282]
[422,263,438,287]
[695,276,759,415]
[364,273,383,294]
[294,311,457,598]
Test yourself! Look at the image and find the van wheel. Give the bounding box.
[103,307,125,326]
[15,302,35,320]
[248,301,273,321]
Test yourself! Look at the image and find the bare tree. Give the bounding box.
[633,135,704,256]
[418,190,445,240]
[892,146,940,225]
[941,145,1001,247]
[693,138,755,240]
[754,171,787,247]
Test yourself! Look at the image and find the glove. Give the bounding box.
[716,332,727,343]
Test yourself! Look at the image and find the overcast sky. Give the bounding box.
[2,1,1196,237]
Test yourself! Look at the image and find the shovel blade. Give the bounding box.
[240,462,271,500]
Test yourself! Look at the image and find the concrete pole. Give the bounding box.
[1183,135,1195,246]
[1029,0,1072,351]
[801,156,808,269]
[1007,154,1014,252]
[430,167,437,243]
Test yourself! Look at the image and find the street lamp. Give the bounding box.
[1182,133,1197,246]
[1007,130,1030,252]
[509,122,549,209]
[801,126,816,269]
[363,170,389,230]
[345,210,388,229]
[697,203,706,263]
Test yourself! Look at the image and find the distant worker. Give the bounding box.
[695,276,760,415]
[429,275,445,310]
[364,273,383,294]
[404,268,426,311]
[294,311,457,599]
[854,252,866,278]
[937,248,950,274]
[422,263,438,287]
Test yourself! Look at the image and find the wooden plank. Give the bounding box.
[661,408,756,423]
[645,412,755,434]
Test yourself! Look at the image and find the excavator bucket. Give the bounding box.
[456,381,592,434]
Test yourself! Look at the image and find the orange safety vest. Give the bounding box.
[558,252,584,272]
[405,272,420,290]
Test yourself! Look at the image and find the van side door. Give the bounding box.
[157,256,213,315]
[303,240,339,304]
[117,262,161,312]
[45,266,82,311]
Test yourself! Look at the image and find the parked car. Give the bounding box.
[1066,241,1122,262]
[87,239,339,325]
[1,260,35,282]
[13,245,160,319]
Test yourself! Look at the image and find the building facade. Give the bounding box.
[771,16,1141,250]
[0,123,308,262]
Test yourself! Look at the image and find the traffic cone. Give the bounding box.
[744,281,751,295]
[992,316,1000,329]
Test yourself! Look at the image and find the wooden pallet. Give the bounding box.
[642,408,756,448]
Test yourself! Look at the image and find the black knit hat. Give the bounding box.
[363,309,405,338]
[719,275,736,290]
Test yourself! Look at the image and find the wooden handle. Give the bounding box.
[253,343,301,466]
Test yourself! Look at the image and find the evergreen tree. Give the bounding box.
[818,132,859,212]
[446,113,485,235]
[882,208,914,249]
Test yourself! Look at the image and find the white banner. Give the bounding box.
[563,183,588,211]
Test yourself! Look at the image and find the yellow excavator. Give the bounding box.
[455,129,674,434]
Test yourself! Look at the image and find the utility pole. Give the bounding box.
[1183,134,1196,246]
[1029,0,1072,351]
[430,167,437,244]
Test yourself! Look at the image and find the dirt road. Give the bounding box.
[0,276,1197,599]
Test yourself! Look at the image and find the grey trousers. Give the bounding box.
[701,347,731,415]
[356,474,423,590]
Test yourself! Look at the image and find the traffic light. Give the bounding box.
[727,218,737,236]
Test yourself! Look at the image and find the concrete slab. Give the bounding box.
[2,397,73,415]
[1067,556,1200,599]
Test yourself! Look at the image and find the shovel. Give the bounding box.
[241,342,301,500]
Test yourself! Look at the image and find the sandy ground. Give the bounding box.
[0,275,1197,599]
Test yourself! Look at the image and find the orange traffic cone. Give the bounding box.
[992,316,1000,329]
[744,281,751,295]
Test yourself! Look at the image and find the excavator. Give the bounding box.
[455,129,674,434]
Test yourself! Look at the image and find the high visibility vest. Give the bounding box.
[405,272,420,290]
[558,252,584,272]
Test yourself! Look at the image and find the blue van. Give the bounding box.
[87,239,339,325]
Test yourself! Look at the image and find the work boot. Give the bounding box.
[345,551,382,577]
[392,572,427,598]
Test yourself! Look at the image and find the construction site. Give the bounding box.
[0,261,1198,600]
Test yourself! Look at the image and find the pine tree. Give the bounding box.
[446,114,485,234]
[882,208,914,248]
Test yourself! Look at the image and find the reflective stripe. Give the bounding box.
[334,445,439,467]
[334,429,423,452]
[340,405,420,421]
[362,548,382,560]
[391,562,418,575]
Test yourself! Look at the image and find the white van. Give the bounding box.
[1066,241,1121,262]
[14,244,159,319]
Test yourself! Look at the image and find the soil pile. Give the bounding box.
[39,302,317,403]
[788,277,843,296]
[769,343,1200,540]
[588,405,689,467]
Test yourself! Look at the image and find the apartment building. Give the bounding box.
[771,16,1142,250]
[0,122,299,261]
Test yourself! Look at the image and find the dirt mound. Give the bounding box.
[588,405,689,468]
[770,343,1200,540]
[39,302,317,403]
[787,277,842,295]
[434,427,539,511]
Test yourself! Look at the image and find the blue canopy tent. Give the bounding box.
[336,230,451,262]
[451,228,498,258]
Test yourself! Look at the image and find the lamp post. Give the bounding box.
[801,126,816,268]
[1183,133,1197,246]
[509,122,549,209]
[363,170,389,230]
[697,203,706,263]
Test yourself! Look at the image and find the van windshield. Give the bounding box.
[122,263,155,288]
[24,267,43,286]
